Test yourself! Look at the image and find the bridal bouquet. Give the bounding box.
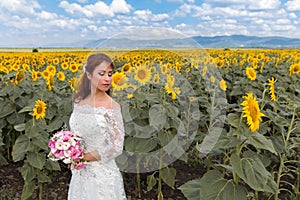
[48,130,86,170]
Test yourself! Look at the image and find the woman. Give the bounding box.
[68,53,126,199]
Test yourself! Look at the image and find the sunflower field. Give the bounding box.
[0,48,299,200]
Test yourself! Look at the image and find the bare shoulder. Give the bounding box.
[111,98,121,109]
[75,98,88,106]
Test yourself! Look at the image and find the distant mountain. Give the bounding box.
[3,35,300,48]
[80,35,300,48]
[191,35,300,48]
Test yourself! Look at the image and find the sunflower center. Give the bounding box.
[249,70,255,77]
[294,64,300,73]
[249,100,258,122]
[137,70,146,79]
[37,106,43,114]
[116,77,126,86]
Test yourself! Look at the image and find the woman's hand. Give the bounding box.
[83,151,100,162]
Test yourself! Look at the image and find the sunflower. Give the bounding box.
[68,77,76,91]
[15,69,25,84]
[121,63,132,73]
[189,96,195,102]
[216,59,225,68]
[268,77,277,102]
[201,65,207,76]
[31,70,38,82]
[134,65,151,84]
[46,65,56,74]
[289,63,300,75]
[210,76,215,83]
[42,70,51,80]
[61,62,69,70]
[53,58,59,65]
[32,100,47,120]
[153,74,160,84]
[127,93,134,99]
[246,67,256,81]
[219,79,227,91]
[57,71,66,81]
[241,92,265,132]
[69,63,79,73]
[165,80,174,94]
[160,64,169,74]
[112,71,128,90]
[47,74,54,90]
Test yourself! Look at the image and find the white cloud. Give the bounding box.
[167,0,184,3]
[285,0,300,11]
[110,0,133,14]
[134,9,169,22]
[59,0,132,18]
[247,0,281,10]
[276,18,291,24]
[37,11,58,20]
[289,13,297,18]
[176,23,187,28]
[0,0,41,16]
[203,0,280,9]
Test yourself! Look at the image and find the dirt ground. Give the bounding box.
[0,159,205,200]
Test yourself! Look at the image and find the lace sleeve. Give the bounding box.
[97,108,125,163]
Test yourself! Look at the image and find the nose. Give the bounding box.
[103,73,111,81]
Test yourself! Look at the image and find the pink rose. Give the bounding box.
[70,147,83,160]
[74,162,86,170]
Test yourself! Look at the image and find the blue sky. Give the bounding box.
[1,0,300,47]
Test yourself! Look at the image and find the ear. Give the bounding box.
[86,72,92,80]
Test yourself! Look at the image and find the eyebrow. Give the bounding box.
[98,69,113,72]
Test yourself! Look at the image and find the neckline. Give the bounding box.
[74,103,118,110]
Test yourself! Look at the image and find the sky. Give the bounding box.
[1,0,300,47]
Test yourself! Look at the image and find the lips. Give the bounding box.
[102,84,110,87]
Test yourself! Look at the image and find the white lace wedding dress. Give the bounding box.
[68,103,126,200]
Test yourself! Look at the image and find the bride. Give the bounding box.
[68,53,126,199]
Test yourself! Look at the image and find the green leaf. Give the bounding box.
[45,160,61,171]
[18,106,33,113]
[21,181,35,200]
[166,104,179,117]
[21,162,36,182]
[25,120,39,138]
[230,154,277,193]
[247,132,277,155]
[179,178,201,200]
[0,154,8,165]
[200,170,247,200]
[14,123,26,132]
[12,135,33,162]
[124,137,157,153]
[38,172,51,183]
[32,135,49,150]
[160,167,176,189]
[160,134,186,158]
[197,127,223,155]
[48,117,64,131]
[0,118,7,129]
[227,113,240,128]
[149,104,167,131]
[0,101,15,118]
[7,112,25,125]
[27,152,46,170]
[147,173,157,191]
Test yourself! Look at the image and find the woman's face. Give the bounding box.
[88,61,113,92]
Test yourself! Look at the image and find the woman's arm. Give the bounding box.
[83,151,100,162]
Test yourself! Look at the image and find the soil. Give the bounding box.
[0,159,205,200]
